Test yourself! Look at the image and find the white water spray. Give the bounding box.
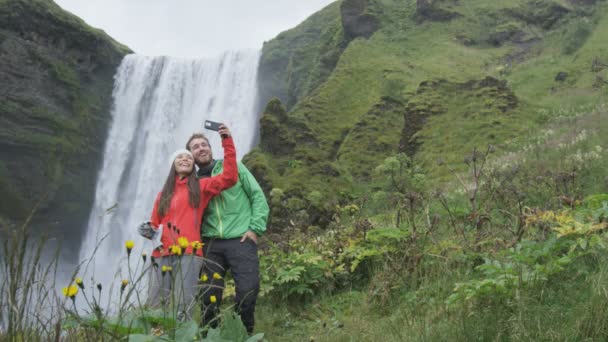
[78,50,260,305]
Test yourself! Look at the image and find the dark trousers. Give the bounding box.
[200,238,260,333]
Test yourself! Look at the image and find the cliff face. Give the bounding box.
[250,0,608,228]
[0,0,130,239]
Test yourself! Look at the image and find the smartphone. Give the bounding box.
[204,120,222,131]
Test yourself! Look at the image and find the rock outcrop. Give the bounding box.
[415,0,461,22]
[257,2,344,110]
[505,0,570,29]
[341,0,379,40]
[0,0,130,240]
[259,98,296,155]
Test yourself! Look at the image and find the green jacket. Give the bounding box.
[200,160,269,239]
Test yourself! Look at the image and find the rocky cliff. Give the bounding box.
[0,0,130,242]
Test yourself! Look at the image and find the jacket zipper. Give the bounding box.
[212,161,226,238]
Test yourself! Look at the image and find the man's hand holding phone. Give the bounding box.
[205,120,230,138]
[218,124,231,138]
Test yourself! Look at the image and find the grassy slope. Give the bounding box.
[250,0,608,203]
[251,0,608,340]
[256,103,608,341]
[257,2,343,109]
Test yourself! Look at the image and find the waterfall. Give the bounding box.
[78,50,260,305]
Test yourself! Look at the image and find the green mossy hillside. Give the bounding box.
[0,0,130,242]
[250,0,608,228]
[257,0,385,111]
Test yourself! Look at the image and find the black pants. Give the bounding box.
[200,238,260,333]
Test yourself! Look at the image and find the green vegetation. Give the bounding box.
[258,1,344,108]
[0,0,130,55]
[244,0,608,340]
[0,225,264,341]
[252,0,608,226]
[0,0,130,235]
[3,0,608,340]
[253,104,608,340]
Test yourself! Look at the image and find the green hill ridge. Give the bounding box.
[248,0,608,227]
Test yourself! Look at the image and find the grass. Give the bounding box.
[251,0,608,230]
[255,247,608,341]
[258,1,343,109]
[0,219,263,341]
[253,104,608,341]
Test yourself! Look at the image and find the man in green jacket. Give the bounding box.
[186,132,269,334]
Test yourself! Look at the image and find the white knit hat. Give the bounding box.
[169,149,193,168]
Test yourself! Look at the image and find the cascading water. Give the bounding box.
[78,50,260,306]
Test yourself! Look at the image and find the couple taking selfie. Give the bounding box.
[137,122,269,334]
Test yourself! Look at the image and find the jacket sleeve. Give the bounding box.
[200,136,238,195]
[239,163,269,237]
[150,192,162,228]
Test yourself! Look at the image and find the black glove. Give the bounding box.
[138,221,158,240]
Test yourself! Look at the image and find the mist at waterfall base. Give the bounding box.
[71,50,260,309]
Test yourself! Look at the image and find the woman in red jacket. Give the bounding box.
[144,124,237,320]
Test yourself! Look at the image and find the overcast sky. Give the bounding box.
[54,0,335,58]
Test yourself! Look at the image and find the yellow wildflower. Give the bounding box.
[75,277,84,289]
[120,279,129,292]
[125,240,135,255]
[191,241,204,250]
[210,295,217,303]
[213,272,222,280]
[62,284,78,298]
[161,265,173,276]
[200,273,208,282]
[170,245,182,255]
[177,236,189,249]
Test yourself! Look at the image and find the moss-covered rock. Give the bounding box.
[257,2,345,109]
[337,97,406,180]
[505,0,571,29]
[415,0,461,22]
[341,0,380,40]
[259,98,296,155]
[0,0,130,240]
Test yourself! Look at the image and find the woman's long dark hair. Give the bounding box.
[157,163,201,217]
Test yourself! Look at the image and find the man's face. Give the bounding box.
[189,138,212,166]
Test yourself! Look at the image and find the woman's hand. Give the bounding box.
[138,221,158,240]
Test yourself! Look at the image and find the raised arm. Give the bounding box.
[200,128,238,196]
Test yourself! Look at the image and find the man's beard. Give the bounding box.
[195,155,212,167]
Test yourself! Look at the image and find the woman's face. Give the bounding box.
[174,153,194,177]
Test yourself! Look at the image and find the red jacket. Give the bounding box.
[150,137,237,257]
